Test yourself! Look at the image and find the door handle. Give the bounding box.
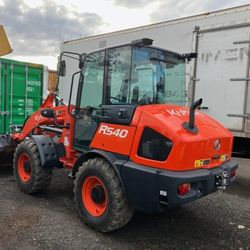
[118,109,127,119]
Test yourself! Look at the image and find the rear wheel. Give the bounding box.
[13,140,52,194]
[74,157,134,233]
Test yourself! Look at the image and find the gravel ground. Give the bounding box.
[0,163,250,250]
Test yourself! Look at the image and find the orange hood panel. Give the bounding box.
[130,105,233,171]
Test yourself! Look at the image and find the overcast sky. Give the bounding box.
[1,0,249,69]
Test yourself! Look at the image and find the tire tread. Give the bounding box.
[13,140,52,194]
[74,157,134,233]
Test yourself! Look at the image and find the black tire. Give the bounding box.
[13,140,52,194]
[74,157,134,233]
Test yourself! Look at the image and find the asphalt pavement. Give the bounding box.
[234,157,250,187]
[0,158,249,250]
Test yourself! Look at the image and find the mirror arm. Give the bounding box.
[55,51,83,95]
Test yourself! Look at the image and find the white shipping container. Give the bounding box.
[59,5,250,149]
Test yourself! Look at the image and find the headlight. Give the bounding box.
[138,127,173,161]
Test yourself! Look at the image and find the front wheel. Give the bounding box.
[13,140,52,194]
[74,157,134,233]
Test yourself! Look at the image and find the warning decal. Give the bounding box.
[194,159,210,168]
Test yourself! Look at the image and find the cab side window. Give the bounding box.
[80,51,105,108]
[74,51,105,149]
[106,46,132,104]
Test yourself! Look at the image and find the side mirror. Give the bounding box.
[41,109,55,118]
[58,60,66,77]
[180,53,198,61]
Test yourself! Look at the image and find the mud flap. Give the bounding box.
[0,134,16,167]
[30,135,64,169]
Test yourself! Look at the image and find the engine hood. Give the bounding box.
[130,104,233,171]
[138,104,230,136]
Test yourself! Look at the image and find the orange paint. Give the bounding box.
[90,123,136,156]
[130,105,233,171]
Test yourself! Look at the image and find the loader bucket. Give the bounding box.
[0,135,16,167]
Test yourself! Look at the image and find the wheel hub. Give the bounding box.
[82,176,108,217]
[91,185,106,204]
[24,161,31,173]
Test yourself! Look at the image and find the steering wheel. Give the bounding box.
[110,96,122,104]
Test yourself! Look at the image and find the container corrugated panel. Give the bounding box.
[0,58,43,134]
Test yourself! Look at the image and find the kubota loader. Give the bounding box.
[1,39,238,232]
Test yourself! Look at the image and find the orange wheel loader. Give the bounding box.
[1,38,238,232]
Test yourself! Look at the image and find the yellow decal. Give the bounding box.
[220,154,228,162]
[194,159,210,168]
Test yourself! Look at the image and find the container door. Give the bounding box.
[26,67,43,118]
[194,26,250,131]
[5,63,27,132]
[4,63,43,133]
[0,62,6,133]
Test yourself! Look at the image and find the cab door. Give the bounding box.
[101,45,136,125]
[73,51,105,151]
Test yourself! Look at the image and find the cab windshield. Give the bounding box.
[79,45,186,110]
[107,46,186,106]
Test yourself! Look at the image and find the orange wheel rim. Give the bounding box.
[17,153,31,182]
[82,176,107,217]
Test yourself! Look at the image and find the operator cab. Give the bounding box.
[64,39,191,151]
[79,39,187,107]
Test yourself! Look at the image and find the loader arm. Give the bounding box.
[12,107,68,141]
[12,93,67,142]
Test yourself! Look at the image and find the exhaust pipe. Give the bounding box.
[182,98,203,134]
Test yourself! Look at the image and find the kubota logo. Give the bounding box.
[214,139,221,150]
[98,125,128,138]
[166,109,204,117]
[34,114,44,121]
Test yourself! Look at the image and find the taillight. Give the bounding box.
[230,169,236,178]
[177,183,191,196]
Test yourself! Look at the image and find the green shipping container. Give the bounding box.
[0,58,43,134]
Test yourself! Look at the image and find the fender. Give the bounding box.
[30,135,64,168]
[72,149,128,199]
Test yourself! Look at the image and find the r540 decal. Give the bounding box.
[98,125,128,138]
